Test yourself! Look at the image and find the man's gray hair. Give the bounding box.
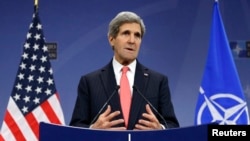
[108,11,146,38]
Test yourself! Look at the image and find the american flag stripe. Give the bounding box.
[47,93,64,123]
[0,131,5,141]
[32,94,64,124]
[25,113,39,139]
[32,106,50,123]
[2,94,65,140]
[41,96,62,124]
[0,123,15,141]
[2,98,37,141]
[8,99,37,141]
[5,111,26,141]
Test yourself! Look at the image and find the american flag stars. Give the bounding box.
[11,14,56,115]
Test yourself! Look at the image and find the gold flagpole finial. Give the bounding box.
[35,0,38,6]
[34,0,39,12]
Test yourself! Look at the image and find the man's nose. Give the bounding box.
[128,34,136,43]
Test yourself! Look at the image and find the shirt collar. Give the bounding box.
[112,57,136,74]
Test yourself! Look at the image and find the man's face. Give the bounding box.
[109,23,142,65]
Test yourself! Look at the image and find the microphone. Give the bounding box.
[90,85,120,125]
[133,85,168,129]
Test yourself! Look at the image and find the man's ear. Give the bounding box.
[108,36,114,46]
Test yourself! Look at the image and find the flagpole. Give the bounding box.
[34,0,39,12]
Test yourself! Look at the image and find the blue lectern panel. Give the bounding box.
[39,122,208,141]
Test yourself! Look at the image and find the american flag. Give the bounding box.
[0,7,65,141]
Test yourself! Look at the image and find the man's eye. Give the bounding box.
[135,33,141,38]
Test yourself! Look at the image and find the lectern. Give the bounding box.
[39,122,208,141]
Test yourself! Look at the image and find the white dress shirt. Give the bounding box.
[112,57,136,95]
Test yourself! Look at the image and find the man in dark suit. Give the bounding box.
[70,11,179,130]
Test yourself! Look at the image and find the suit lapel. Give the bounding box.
[100,61,122,114]
[128,62,149,129]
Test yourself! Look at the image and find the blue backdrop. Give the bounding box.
[0,0,250,127]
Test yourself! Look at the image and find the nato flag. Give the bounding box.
[194,1,250,125]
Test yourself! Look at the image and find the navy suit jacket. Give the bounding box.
[70,59,179,130]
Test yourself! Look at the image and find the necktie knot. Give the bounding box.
[122,66,129,74]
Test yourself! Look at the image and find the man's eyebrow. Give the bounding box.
[121,30,141,36]
[121,30,130,33]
